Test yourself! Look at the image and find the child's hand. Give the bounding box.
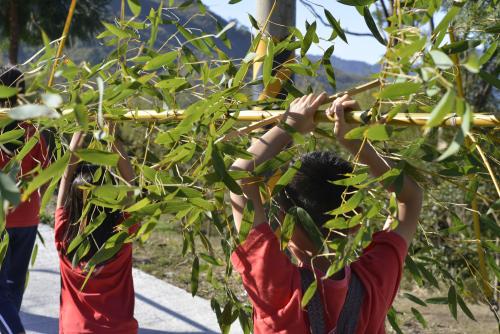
[326,94,360,147]
[283,93,327,134]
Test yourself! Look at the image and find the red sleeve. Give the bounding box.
[231,224,300,318]
[350,231,407,332]
[54,207,69,251]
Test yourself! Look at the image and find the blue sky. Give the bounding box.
[202,0,387,64]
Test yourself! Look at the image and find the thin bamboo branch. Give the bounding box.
[47,0,78,87]
[467,133,500,198]
[449,27,495,304]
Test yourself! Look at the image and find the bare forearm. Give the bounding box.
[232,126,292,172]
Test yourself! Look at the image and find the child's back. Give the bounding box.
[55,132,138,334]
[54,208,137,333]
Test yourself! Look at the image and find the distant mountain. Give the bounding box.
[5,0,379,92]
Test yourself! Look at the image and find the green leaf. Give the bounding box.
[229,0,242,3]
[263,39,275,87]
[127,0,141,16]
[426,89,456,127]
[379,82,422,99]
[484,22,500,34]
[338,0,373,5]
[463,52,480,73]
[191,256,199,296]
[272,160,302,196]
[238,201,254,243]
[441,40,481,54]
[429,50,454,69]
[457,293,476,321]
[280,211,296,250]
[363,6,386,45]
[0,85,18,99]
[0,129,24,145]
[426,297,448,304]
[8,104,60,120]
[301,279,317,308]
[301,21,317,57]
[365,124,392,141]
[324,9,347,43]
[0,172,20,206]
[332,173,368,187]
[101,22,133,39]
[328,191,363,215]
[479,70,500,89]
[155,78,188,90]
[210,142,241,195]
[411,307,428,328]
[479,42,497,66]
[403,292,428,307]
[23,152,70,201]
[294,207,324,250]
[75,149,119,166]
[437,101,471,161]
[143,51,178,71]
[447,285,457,320]
[199,253,222,266]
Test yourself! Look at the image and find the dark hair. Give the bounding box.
[277,151,355,235]
[63,164,122,263]
[0,66,25,108]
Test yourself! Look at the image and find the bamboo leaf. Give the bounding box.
[338,0,373,5]
[143,51,178,71]
[0,85,18,99]
[127,0,141,16]
[411,307,428,328]
[301,279,317,308]
[429,50,454,69]
[379,82,422,99]
[210,142,242,195]
[301,21,317,57]
[403,293,428,307]
[324,9,347,43]
[294,207,323,250]
[238,201,254,243]
[426,89,456,127]
[363,6,386,45]
[75,149,119,166]
[272,160,302,196]
[365,124,392,141]
[448,285,458,320]
[280,211,296,250]
[328,191,363,215]
[191,256,199,296]
[23,152,70,201]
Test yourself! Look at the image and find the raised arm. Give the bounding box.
[56,131,85,209]
[230,93,327,232]
[327,95,423,246]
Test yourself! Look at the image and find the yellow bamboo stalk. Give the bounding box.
[0,108,498,127]
[449,27,494,303]
[467,134,500,199]
[47,0,78,87]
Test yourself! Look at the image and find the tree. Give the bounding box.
[0,0,111,64]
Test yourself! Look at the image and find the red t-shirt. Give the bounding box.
[54,207,139,334]
[0,123,50,228]
[231,223,407,334]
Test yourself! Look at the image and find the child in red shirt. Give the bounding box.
[0,66,50,334]
[230,93,423,333]
[55,129,138,334]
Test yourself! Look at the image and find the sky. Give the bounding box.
[202,0,387,64]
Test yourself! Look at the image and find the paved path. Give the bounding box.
[20,224,244,334]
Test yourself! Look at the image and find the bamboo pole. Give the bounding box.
[0,108,498,127]
[47,0,78,87]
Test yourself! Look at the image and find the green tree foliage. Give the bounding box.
[0,0,498,332]
[0,0,111,63]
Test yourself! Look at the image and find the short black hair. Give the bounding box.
[0,66,25,107]
[277,151,354,234]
